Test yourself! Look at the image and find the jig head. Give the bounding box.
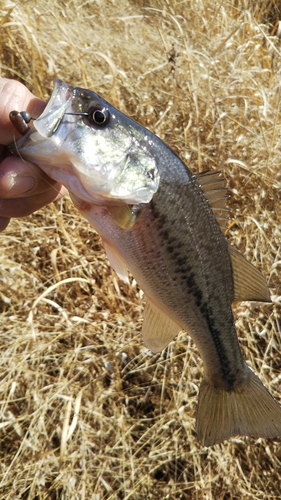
[9,110,33,136]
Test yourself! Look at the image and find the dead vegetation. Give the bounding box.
[1,0,281,498]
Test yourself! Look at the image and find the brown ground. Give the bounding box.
[1,0,281,498]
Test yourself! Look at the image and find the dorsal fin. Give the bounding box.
[214,215,230,232]
[228,242,271,302]
[195,170,231,233]
[196,169,225,189]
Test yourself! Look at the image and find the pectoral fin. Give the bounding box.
[107,205,137,229]
[142,300,181,352]
[102,240,129,283]
[228,243,271,302]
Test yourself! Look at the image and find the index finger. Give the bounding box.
[0,78,46,145]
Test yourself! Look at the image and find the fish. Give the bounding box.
[11,79,281,446]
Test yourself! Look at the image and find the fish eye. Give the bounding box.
[87,106,110,127]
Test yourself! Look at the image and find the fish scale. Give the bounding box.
[127,178,241,378]
[11,78,281,446]
[69,150,258,412]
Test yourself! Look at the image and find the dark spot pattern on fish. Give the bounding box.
[177,257,186,267]
[204,311,240,389]
[157,214,168,228]
[149,199,161,220]
[194,288,203,307]
[163,238,184,256]
[158,229,169,240]
[185,273,196,290]
[151,191,240,390]
[199,301,208,314]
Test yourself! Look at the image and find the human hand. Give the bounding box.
[0,78,66,231]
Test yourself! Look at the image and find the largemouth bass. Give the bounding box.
[11,79,281,446]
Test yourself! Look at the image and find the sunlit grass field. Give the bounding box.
[1,0,281,498]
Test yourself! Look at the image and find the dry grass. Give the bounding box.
[1,0,281,498]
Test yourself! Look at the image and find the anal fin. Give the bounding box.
[142,300,181,352]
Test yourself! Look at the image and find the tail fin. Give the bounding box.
[196,365,281,446]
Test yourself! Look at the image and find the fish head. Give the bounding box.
[14,79,159,205]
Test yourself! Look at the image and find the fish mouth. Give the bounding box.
[36,80,74,137]
[14,79,160,205]
[14,79,75,149]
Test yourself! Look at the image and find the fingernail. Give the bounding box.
[7,176,36,197]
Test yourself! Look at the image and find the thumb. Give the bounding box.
[0,78,46,145]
